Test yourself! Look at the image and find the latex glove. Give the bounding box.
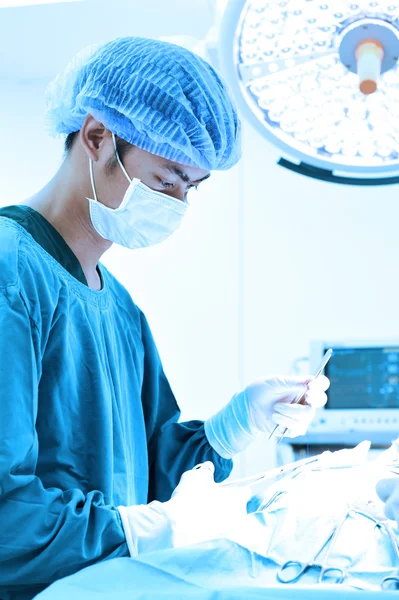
[376,477,399,523]
[246,375,330,435]
[118,462,250,556]
[205,375,329,458]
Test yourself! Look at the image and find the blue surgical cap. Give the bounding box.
[45,37,241,171]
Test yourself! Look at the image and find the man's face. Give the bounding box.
[96,142,211,210]
[80,118,211,209]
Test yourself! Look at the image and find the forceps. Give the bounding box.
[219,454,318,488]
[348,508,399,590]
[276,525,338,584]
[269,348,333,445]
[277,507,362,585]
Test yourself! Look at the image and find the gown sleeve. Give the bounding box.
[0,285,129,595]
[139,311,233,503]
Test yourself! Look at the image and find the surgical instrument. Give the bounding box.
[256,490,287,512]
[219,454,319,488]
[317,508,354,584]
[348,508,399,591]
[276,524,338,584]
[220,448,359,489]
[269,348,333,445]
[318,507,396,584]
[277,506,377,585]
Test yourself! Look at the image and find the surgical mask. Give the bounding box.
[87,134,188,249]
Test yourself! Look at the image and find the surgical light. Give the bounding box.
[219,0,399,184]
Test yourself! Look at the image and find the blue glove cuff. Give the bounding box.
[204,390,259,458]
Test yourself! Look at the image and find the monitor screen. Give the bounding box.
[324,347,399,409]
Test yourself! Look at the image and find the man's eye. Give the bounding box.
[160,180,175,189]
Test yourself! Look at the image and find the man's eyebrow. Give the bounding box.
[163,164,211,184]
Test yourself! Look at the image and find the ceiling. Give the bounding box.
[0,0,217,82]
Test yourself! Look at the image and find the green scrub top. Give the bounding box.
[0,205,88,285]
[0,205,232,600]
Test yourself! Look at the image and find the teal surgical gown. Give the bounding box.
[0,207,232,600]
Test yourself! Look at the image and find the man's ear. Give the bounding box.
[79,114,111,162]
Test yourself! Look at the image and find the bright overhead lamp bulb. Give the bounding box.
[356,39,384,93]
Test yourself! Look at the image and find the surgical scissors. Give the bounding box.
[277,507,372,585]
[276,524,338,584]
[348,508,399,590]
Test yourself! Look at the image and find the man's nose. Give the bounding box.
[164,184,187,203]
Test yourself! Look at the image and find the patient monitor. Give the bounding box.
[298,341,399,446]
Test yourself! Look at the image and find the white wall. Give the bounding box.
[240,123,399,376]
[0,81,63,200]
[236,123,399,475]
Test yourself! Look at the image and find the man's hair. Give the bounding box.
[64,131,134,174]
[64,131,78,155]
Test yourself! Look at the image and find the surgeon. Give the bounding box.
[0,37,329,599]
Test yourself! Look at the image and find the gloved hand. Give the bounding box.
[204,375,329,458]
[118,462,250,556]
[376,477,399,523]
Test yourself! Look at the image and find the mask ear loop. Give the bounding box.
[112,133,132,183]
[89,159,98,202]
[88,134,132,204]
